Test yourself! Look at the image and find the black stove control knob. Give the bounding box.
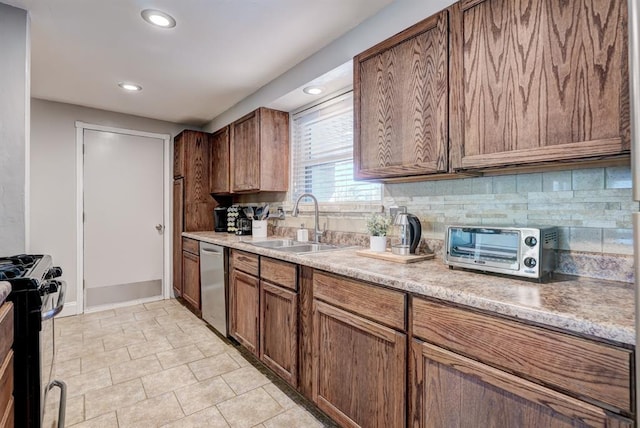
[523,257,537,268]
[45,266,63,279]
[524,236,537,247]
[40,280,60,295]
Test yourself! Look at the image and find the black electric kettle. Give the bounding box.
[392,213,422,254]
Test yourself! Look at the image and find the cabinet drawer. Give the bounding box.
[313,271,405,331]
[261,258,296,291]
[412,297,632,412]
[0,350,13,428]
[231,250,259,277]
[0,303,13,367]
[182,237,199,255]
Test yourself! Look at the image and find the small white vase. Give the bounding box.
[369,236,387,252]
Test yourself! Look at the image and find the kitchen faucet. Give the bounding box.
[292,193,323,243]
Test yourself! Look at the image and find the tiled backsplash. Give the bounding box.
[383,166,636,255]
[262,165,637,283]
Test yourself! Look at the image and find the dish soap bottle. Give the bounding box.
[297,224,308,242]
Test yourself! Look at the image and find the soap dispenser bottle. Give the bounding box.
[297,224,308,242]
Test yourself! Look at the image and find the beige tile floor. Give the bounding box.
[43,298,334,428]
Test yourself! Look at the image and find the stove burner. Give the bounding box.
[0,254,41,280]
[0,264,26,280]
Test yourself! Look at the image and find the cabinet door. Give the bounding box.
[229,269,259,355]
[409,339,630,428]
[354,10,449,180]
[313,300,406,428]
[182,251,200,311]
[184,131,215,231]
[230,110,260,192]
[172,179,184,297]
[260,281,297,387]
[451,0,629,170]
[210,126,230,194]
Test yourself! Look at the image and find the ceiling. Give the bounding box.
[3,0,393,126]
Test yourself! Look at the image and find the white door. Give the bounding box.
[83,129,164,310]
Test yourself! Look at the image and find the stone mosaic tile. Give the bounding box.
[572,168,605,190]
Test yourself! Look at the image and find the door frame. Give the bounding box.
[75,121,171,314]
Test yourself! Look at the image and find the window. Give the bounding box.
[290,91,381,204]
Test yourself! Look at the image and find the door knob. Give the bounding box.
[155,224,164,231]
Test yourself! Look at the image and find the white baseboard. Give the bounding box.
[58,301,77,318]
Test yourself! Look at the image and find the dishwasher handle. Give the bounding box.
[201,248,223,255]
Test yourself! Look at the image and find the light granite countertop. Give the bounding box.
[184,231,636,346]
[0,281,11,306]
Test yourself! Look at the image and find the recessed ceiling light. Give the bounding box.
[141,9,176,28]
[303,86,324,95]
[118,82,142,92]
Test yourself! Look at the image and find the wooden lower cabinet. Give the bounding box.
[0,302,13,428]
[182,250,200,311]
[260,281,297,387]
[410,339,633,428]
[313,300,406,428]
[229,269,260,356]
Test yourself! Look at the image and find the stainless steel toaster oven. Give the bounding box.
[445,226,558,280]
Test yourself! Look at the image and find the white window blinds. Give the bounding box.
[291,91,381,203]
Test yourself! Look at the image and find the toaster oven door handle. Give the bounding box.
[461,227,502,234]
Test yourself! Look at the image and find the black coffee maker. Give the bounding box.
[214,207,228,232]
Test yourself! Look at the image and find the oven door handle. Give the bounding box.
[42,281,66,321]
[46,379,67,428]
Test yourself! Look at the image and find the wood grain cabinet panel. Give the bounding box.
[229,269,260,356]
[173,179,184,297]
[260,281,298,387]
[210,126,231,194]
[173,132,185,178]
[354,10,449,180]
[313,271,405,330]
[182,251,201,311]
[173,130,215,300]
[410,340,632,428]
[261,258,297,291]
[0,303,13,428]
[230,250,259,277]
[313,300,406,428]
[412,297,632,413]
[230,107,289,193]
[451,0,629,170]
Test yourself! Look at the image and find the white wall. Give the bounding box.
[204,0,456,131]
[30,99,191,310]
[0,3,29,255]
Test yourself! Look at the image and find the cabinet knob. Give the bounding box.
[155,224,164,231]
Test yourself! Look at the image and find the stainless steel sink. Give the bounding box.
[275,243,344,253]
[248,240,348,253]
[248,239,299,248]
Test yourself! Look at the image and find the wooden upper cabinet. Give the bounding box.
[176,130,216,232]
[230,107,289,193]
[451,0,630,171]
[354,10,449,180]
[210,126,231,194]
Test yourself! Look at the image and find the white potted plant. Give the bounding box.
[366,213,391,252]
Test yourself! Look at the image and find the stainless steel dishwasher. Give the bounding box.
[199,242,227,335]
